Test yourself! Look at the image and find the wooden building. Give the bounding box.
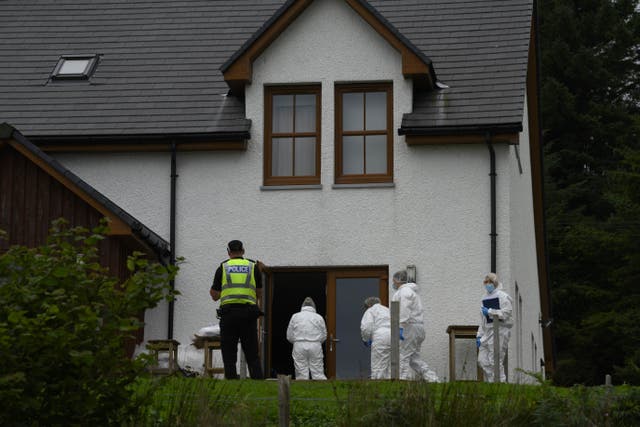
[0,123,170,352]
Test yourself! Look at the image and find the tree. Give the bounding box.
[0,219,179,425]
[539,0,640,385]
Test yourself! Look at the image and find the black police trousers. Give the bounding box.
[218,304,264,379]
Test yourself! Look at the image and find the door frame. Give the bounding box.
[264,266,388,378]
[325,268,388,378]
[262,268,327,377]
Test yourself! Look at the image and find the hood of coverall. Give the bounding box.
[405,282,419,293]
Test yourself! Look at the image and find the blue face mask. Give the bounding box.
[485,283,495,293]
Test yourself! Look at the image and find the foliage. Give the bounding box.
[127,377,640,426]
[0,219,179,426]
[534,383,640,426]
[539,0,640,385]
[126,377,277,427]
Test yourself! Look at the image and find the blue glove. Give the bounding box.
[399,327,405,341]
[363,339,372,348]
[481,306,489,316]
[476,337,481,348]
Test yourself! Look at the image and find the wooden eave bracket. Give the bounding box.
[222,0,435,91]
[222,0,313,91]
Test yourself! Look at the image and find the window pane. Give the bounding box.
[59,59,90,75]
[343,135,364,175]
[343,92,363,131]
[295,94,316,133]
[273,95,293,133]
[365,92,387,131]
[272,137,293,176]
[294,137,316,176]
[365,135,387,174]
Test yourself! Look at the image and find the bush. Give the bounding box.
[534,383,640,427]
[0,219,179,426]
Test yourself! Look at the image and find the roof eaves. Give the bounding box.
[28,130,251,146]
[398,122,523,137]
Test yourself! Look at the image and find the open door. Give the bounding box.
[265,267,388,379]
[326,269,388,379]
[265,270,327,378]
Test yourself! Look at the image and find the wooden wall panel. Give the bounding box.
[1,144,150,276]
[1,146,102,249]
[0,146,13,249]
[2,144,158,356]
[35,165,50,245]
[11,149,26,246]
[48,174,63,225]
[24,154,39,247]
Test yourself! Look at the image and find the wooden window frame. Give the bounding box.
[264,85,321,186]
[335,83,393,184]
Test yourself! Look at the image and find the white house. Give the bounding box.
[0,0,552,381]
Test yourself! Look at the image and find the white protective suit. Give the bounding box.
[477,286,513,382]
[286,304,327,380]
[360,303,391,379]
[391,282,439,381]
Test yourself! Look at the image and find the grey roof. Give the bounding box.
[368,0,532,134]
[1,122,170,262]
[221,0,437,83]
[0,0,533,140]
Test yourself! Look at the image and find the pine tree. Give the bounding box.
[539,0,640,385]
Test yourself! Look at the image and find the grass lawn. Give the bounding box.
[126,376,640,426]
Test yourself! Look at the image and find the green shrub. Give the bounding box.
[0,219,179,426]
[534,383,640,427]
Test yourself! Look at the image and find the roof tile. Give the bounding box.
[0,0,532,138]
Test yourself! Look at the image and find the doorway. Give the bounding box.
[267,271,326,378]
[265,267,388,379]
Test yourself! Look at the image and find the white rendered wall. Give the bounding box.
[51,0,541,381]
[245,0,501,378]
[507,95,544,383]
[53,152,173,342]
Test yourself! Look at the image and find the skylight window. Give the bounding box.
[52,55,99,80]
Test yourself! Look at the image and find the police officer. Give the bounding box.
[210,240,264,379]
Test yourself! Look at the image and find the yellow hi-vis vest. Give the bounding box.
[220,258,257,306]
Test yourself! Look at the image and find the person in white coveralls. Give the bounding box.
[360,296,391,379]
[286,297,327,380]
[391,270,439,381]
[476,272,513,382]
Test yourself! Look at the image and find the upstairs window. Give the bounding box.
[264,85,321,186]
[335,83,393,184]
[52,55,99,80]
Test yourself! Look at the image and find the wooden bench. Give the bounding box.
[146,339,180,375]
[202,337,225,377]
